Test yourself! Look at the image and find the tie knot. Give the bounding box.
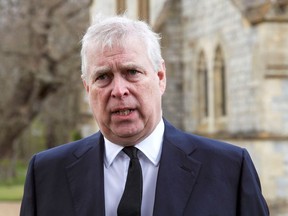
[123,146,138,159]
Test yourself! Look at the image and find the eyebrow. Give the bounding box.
[90,66,112,79]
[89,62,145,80]
[119,62,145,71]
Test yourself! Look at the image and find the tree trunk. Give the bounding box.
[0,0,93,166]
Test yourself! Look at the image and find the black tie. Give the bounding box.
[117,147,143,216]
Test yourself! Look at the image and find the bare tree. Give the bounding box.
[0,0,92,163]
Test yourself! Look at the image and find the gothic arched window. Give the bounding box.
[138,0,150,23]
[214,46,227,118]
[197,51,209,121]
[116,0,126,15]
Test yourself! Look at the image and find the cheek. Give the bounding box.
[88,90,104,109]
[138,83,161,105]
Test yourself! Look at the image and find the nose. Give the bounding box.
[111,76,129,98]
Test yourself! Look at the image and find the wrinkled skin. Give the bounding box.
[82,38,166,146]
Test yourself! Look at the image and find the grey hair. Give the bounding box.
[80,15,163,79]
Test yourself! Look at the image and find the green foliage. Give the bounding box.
[71,130,82,141]
[0,161,26,201]
[0,161,27,186]
[19,117,46,158]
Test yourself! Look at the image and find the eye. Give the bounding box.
[127,69,139,76]
[96,73,109,81]
[125,69,143,81]
[93,73,111,87]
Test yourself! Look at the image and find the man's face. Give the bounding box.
[83,38,166,146]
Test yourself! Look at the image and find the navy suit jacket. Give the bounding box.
[20,120,269,216]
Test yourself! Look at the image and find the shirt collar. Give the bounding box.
[104,119,164,168]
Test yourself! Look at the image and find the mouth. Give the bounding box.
[112,109,135,116]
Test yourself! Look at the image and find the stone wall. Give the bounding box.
[159,0,288,213]
[159,0,185,128]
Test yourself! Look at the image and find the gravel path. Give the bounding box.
[0,202,20,216]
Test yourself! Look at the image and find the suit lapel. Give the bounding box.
[65,133,105,216]
[153,121,202,216]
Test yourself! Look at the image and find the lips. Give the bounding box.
[112,109,135,116]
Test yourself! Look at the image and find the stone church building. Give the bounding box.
[88,0,288,213]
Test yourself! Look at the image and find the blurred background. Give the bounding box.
[0,0,287,215]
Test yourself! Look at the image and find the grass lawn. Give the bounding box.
[0,185,23,201]
[0,161,26,202]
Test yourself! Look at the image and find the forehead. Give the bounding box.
[88,38,149,65]
[91,34,146,53]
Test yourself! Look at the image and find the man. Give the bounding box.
[20,16,269,216]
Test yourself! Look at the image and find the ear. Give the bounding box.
[157,61,166,95]
[81,75,89,93]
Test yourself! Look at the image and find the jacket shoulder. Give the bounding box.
[164,119,244,162]
[33,132,102,168]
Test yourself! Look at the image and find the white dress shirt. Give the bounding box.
[103,119,164,216]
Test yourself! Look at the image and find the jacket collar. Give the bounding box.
[153,119,202,216]
[65,132,105,216]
